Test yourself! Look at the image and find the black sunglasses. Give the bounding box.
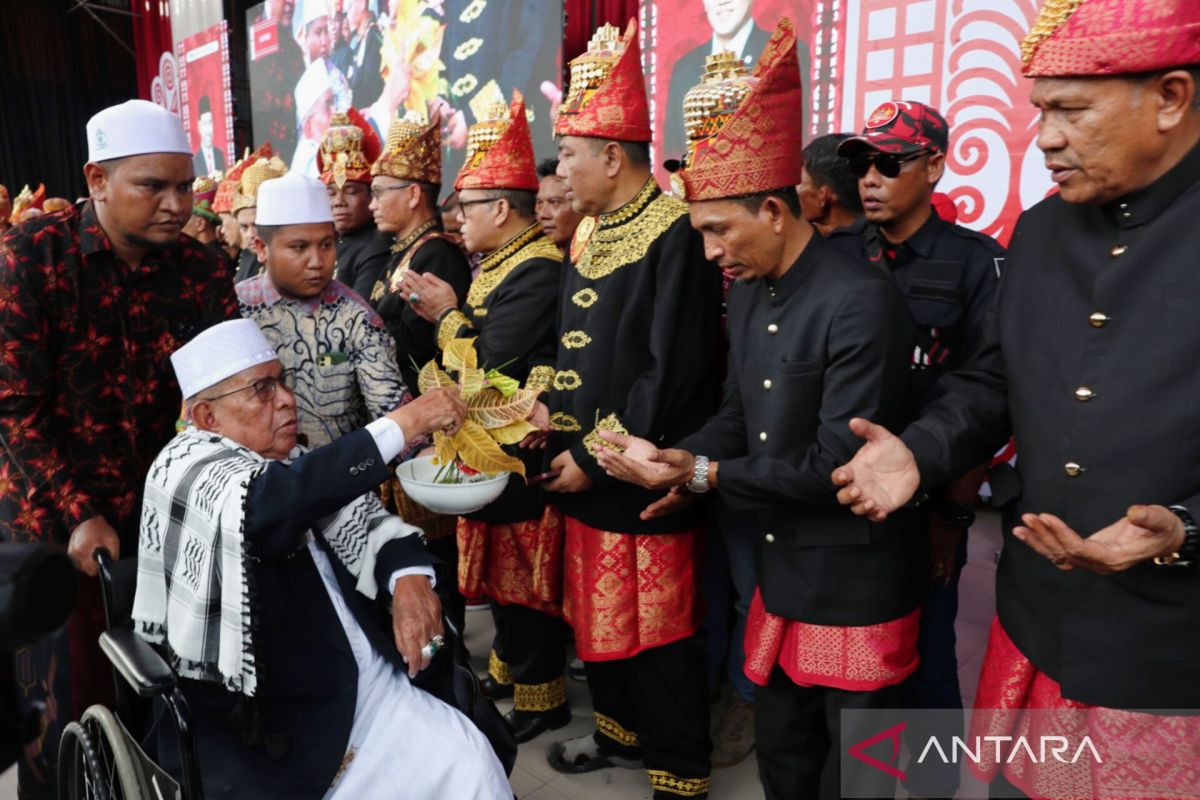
[202,369,295,404]
[848,151,927,179]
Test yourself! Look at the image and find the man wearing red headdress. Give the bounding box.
[544,20,723,800]
[834,1,1200,797]
[399,92,570,745]
[318,109,393,304]
[596,20,923,799]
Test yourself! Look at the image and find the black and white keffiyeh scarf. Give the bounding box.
[132,427,419,696]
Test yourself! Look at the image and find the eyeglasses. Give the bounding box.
[847,151,927,179]
[458,197,500,212]
[370,183,415,200]
[202,369,295,404]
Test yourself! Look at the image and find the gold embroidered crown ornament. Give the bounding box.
[1019,0,1200,77]
[681,51,757,168]
[455,91,540,192]
[673,18,805,202]
[555,20,651,143]
[231,155,288,214]
[371,109,442,186]
[318,108,383,189]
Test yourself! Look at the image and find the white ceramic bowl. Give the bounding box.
[395,455,510,515]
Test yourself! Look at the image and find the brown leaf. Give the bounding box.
[452,420,525,477]
[459,367,486,398]
[418,360,456,395]
[491,419,537,445]
[443,338,479,373]
[467,388,539,429]
[432,431,457,466]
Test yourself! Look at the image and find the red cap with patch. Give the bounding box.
[837,100,949,157]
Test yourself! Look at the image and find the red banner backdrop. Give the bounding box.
[177,21,235,178]
[132,0,175,103]
[643,0,1052,245]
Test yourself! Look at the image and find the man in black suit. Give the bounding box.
[595,21,922,800]
[663,0,811,160]
[334,0,384,107]
[133,319,513,798]
[192,94,227,176]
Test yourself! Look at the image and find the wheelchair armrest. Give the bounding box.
[99,628,177,698]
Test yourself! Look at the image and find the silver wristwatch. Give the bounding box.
[687,455,711,494]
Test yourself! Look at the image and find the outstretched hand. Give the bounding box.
[594,430,694,491]
[1013,505,1186,574]
[831,418,919,522]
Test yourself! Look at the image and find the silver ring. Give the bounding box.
[408,291,422,305]
[420,634,446,659]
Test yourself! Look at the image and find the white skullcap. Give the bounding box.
[86,100,191,163]
[171,319,279,400]
[255,173,335,226]
[300,0,329,29]
[295,59,333,125]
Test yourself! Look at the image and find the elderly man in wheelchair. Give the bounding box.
[64,319,514,799]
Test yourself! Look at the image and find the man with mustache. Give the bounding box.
[833,1,1200,797]
[0,99,240,796]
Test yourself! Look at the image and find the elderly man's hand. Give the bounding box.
[1013,505,1187,574]
[68,516,120,577]
[392,574,444,678]
[388,387,467,441]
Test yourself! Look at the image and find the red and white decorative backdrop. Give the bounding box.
[645,0,1053,245]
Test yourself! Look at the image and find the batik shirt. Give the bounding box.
[0,201,239,544]
[237,274,408,450]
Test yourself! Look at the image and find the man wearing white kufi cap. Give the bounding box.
[237,172,410,452]
[292,58,337,177]
[133,319,513,798]
[0,98,239,797]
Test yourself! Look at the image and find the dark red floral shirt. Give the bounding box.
[0,202,239,545]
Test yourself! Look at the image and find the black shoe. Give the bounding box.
[566,657,587,683]
[504,705,571,744]
[480,674,513,700]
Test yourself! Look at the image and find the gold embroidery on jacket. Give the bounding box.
[553,370,582,391]
[466,224,561,311]
[573,179,686,281]
[561,330,592,350]
[549,412,581,431]
[571,288,599,308]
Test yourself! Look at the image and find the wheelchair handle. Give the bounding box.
[93,547,117,631]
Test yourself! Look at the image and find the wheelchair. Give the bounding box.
[56,549,204,800]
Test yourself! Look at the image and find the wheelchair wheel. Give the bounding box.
[57,721,111,800]
[80,705,147,800]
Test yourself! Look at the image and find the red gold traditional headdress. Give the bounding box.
[318,108,383,189]
[674,18,805,202]
[371,110,442,186]
[1022,0,1200,77]
[454,91,539,192]
[214,143,273,215]
[555,20,651,143]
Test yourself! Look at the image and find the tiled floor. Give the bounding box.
[474,509,1003,800]
[0,511,1002,800]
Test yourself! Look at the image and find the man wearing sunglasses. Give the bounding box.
[827,99,1003,798]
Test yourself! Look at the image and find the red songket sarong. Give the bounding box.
[562,514,701,662]
[743,588,920,691]
[970,617,1200,800]
[457,505,564,615]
